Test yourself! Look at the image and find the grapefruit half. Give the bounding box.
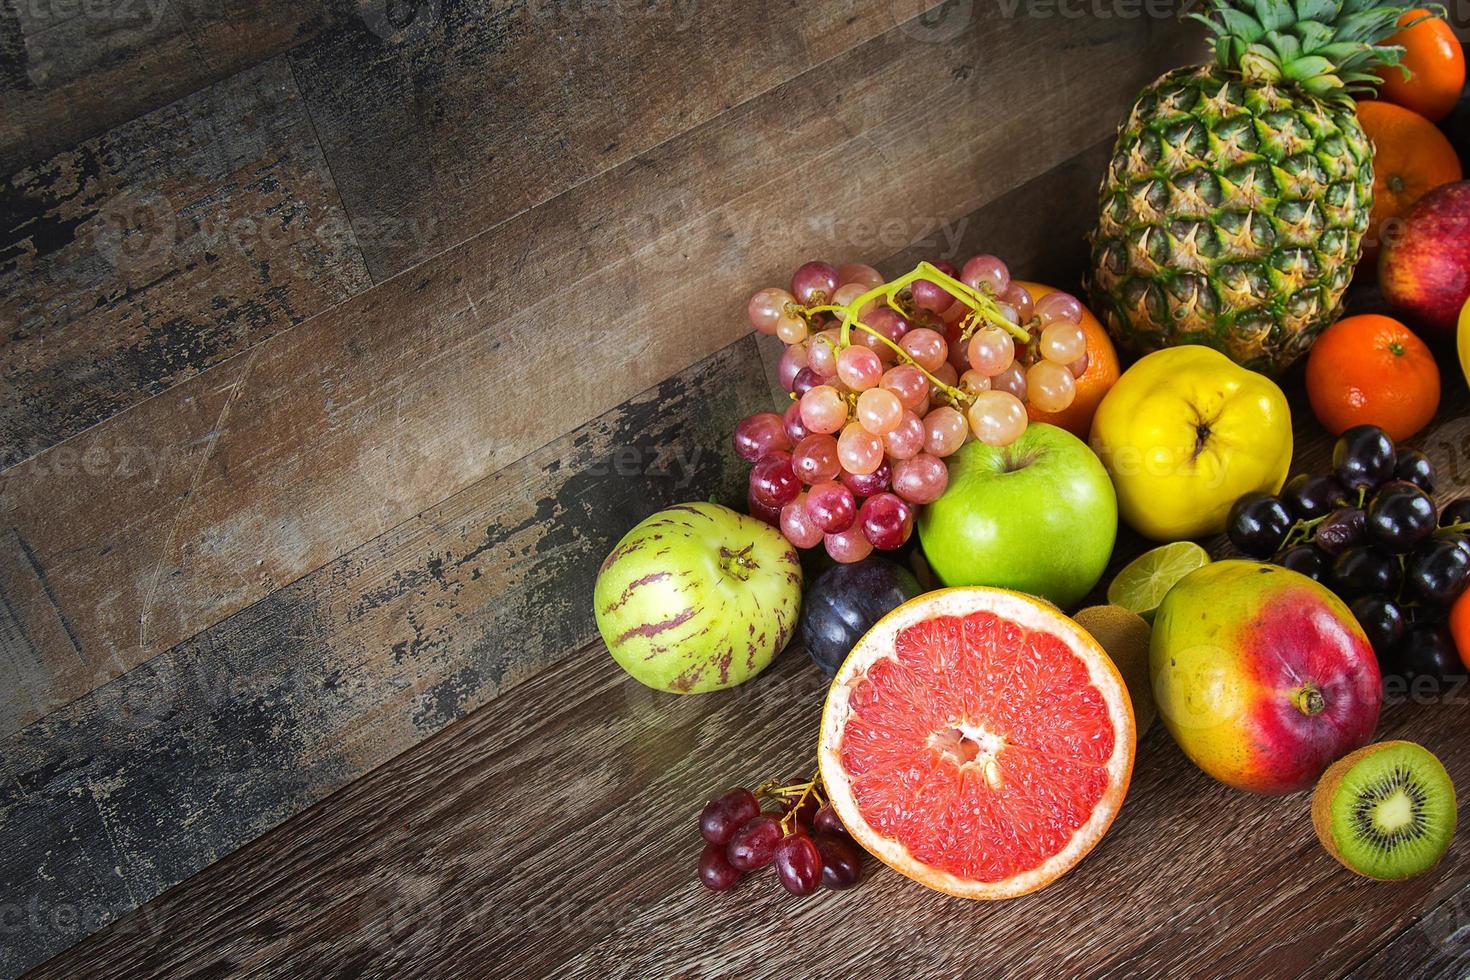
[818,588,1135,899]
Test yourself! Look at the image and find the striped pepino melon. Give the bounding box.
[593,502,802,693]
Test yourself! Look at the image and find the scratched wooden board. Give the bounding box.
[285,0,899,280]
[28,627,1470,978]
[1344,892,1470,979]
[287,2,1194,280]
[879,139,1122,297]
[0,10,1190,736]
[0,133,1165,971]
[0,335,766,977]
[0,0,336,173]
[24,325,1470,980]
[0,56,372,463]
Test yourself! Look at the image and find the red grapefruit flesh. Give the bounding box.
[818,588,1135,899]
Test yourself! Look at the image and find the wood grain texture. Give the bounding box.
[0,335,766,977]
[0,8,1190,737]
[0,131,1150,973]
[881,138,1120,296]
[1346,887,1470,975]
[1344,884,1470,979]
[0,56,372,463]
[28,614,1470,979]
[0,0,336,173]
[288,2,1198,280]
[286,0,896,280]
[26,353,1470,980]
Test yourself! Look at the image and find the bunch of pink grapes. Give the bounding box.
[734,255,1090,561]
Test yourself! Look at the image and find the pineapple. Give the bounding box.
[1088,0,1429,373]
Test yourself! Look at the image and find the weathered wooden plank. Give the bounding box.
[0,335,766,977]
[28,602,1470,979]
[288,3,1198,280]
[1343,883,1470,980]
[0,0,336,173]
[173,0,336,76]
[0,135,1142,971]
[879,138,1119,295]
[24,344,1470,980]
[0,56,372,463]
[0,528,83,736]
[0,9,1190,736]
[285,0,902,280]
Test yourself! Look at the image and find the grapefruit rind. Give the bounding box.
[818,587,1136,899]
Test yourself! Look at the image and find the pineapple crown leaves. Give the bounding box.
[1187,0,1447,101]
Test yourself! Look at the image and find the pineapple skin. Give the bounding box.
[1088,65,1374,375]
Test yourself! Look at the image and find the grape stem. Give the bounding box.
[1284,513,1470,606]
[803,262,1034,410]
[1282,512,1333,550]
[754,775,827,834]
[1285,516,1470,551]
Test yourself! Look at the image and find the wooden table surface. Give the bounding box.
[32,381,1470,979]
[1,9,1205,973]
[5,5,1468,976]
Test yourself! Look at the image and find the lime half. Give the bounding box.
[1106,542,1211,622]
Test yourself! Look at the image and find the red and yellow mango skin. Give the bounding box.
[1150,561,1380,795]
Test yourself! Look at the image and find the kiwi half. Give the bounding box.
[1312,740,1456,881]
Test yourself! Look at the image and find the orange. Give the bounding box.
[1018,281,1120,438]
[1374,9,1466,123]
[818,588,1135,899]
[1306,314,1440,441]
[1355,101,1463,259]
[1451,589,1470,673]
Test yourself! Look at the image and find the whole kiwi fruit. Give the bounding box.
[1074,605,1155,734]
[1311,740,1456,881]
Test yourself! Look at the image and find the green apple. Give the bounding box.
[918,423,1117,608]
[593,502,801,693]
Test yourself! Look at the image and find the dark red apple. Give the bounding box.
[1379,181,1470,336]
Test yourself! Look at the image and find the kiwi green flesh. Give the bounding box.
[1329,742,1456,881]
